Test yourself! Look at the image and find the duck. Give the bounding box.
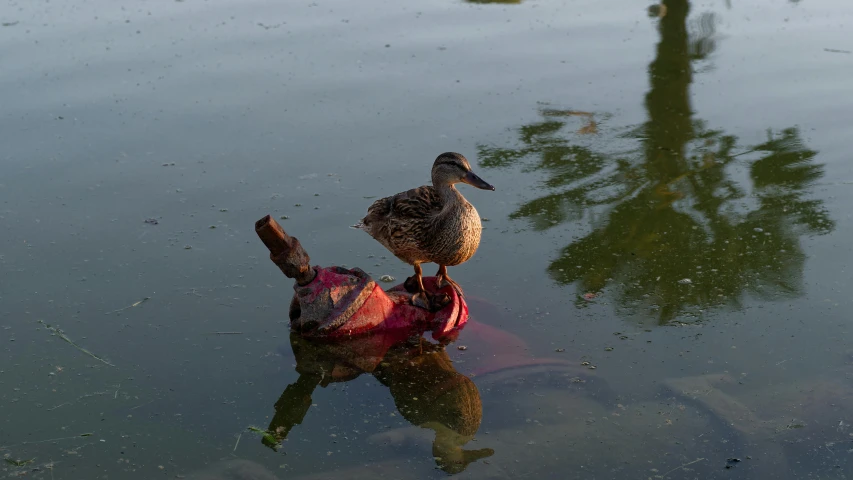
[354,152,495,310]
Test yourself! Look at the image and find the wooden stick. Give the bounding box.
[255,215,315,285]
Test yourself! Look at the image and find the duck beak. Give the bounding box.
[462,170,495,191]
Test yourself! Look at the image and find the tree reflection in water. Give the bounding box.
[477,0,833,323]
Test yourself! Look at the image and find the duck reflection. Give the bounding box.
[265,331,494,474]
[477,0,833,323]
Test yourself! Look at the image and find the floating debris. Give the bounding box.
[538,109,597,134]
[555,348,565,353]
[257,22,284,30]
[581,361,591,366]
[582,292,597,301]
[457,345,468,351]
[4,458,34,467]
[661,457,705,477]
[104,297,150,315]
[184,245,192,250]
[247,426,281,451]
[0,432,95,451]
[604,347,614,351]
[144,218,159,225]
[677,278,692,285]
[280,215,289,220]
[37,320,115,367]
[379,275,395,283]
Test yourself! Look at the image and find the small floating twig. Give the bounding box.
[232,433,242,453]
[211,331,243,335]
[130,400,155,410]
[37,320,115,367]
[0,433,93,451]
[104,297,150,315]
[730,148,758,158]
[46,390,111,411]
[661,457,705,478]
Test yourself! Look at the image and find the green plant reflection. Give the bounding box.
[477,0,833,323]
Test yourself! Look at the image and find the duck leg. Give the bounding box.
[405,264,452,311]
[410,263,431,310]
[436,265,464,297]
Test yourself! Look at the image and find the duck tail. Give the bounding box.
[351,221,366,230]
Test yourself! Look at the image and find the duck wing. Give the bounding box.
[359,186,442,257]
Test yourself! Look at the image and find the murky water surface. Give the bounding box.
[2,0,853,478]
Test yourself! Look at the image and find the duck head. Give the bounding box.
[432,152,495,191]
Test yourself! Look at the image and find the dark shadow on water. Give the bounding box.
[477,0,833,324]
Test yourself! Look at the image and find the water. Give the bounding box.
[2,0,852,478]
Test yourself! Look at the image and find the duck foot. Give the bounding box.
[436,266,464,297]
[411,291,452,311]
[411,291,431,310]
[430,292,452,311]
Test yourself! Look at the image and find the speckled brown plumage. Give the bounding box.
[354,152,495,309]
[361,185,482,267]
